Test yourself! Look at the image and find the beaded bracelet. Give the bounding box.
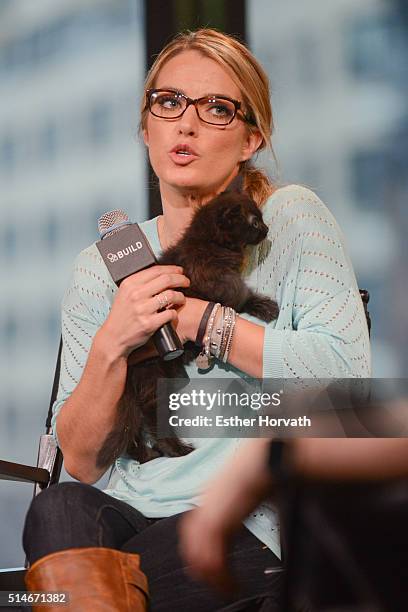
[207,306,238,364]
[223,310,237,362]
[219,307,234,362]
[210,306,224,358]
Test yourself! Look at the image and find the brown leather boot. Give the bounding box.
[25,547,148,611]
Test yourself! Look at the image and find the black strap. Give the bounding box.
[45,335,63,430]
[195,302,216,347]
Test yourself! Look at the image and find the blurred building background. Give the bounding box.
[1,0,407,567]
[249,0,408,377]
[0,0,146,568]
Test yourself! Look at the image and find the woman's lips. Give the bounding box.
[168,150,200,165]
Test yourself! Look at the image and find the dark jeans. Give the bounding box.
[23,482,283,612]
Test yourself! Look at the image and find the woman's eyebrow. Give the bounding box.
[156,86,233,99]
[157,86,187,95]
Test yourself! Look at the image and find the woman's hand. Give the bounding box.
[178,439,274,592]
[98,265,190,359]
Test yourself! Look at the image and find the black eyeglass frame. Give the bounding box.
[145,88,256,126]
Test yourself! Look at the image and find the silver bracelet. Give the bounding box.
[223,311,238,363]
[219,306,234,362]
[209,306,224,358]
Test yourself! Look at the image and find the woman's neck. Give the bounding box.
[157,189,198,251]
[157,171,240,250]
[157,208,193,251]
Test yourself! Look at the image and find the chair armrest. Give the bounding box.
[0,460,50,485]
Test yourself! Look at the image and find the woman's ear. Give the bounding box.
[240,129,263,162]
[143,127,149,148]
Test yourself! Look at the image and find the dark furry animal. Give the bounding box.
[96,191,280,468]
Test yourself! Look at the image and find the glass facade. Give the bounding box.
[0,1,139,78]
[248,0,408,378]
[348,12,408,82]
[0,0,145,566]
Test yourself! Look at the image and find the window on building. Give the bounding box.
[38,119,58,162]
[0,39,23,74]
[294,31,320,89]
[347,13,408,84]
[3,400,18,438]
[0,1,140,77]
[351,149,391,211]
[43,211,59,254]
[0,133,16,175]
[2,223,17,259]
[88,102,113,148]
[78,0,138,34]
[4,313,17,347]
[33,19,67,62]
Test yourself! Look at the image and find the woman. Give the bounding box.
[22,29,371,611]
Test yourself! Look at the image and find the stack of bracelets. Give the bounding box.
[195,301,238,370]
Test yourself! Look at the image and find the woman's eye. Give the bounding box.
[157,95,180,109]
[209,104,232,117]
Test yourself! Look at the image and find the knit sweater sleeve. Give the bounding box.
[259,185,371,379]
[50,244,116,446]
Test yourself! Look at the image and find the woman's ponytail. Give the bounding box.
[242,162,281,207]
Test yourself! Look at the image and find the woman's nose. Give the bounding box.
[177,103,200,135]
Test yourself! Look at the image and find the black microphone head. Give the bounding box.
[98,209,131,239]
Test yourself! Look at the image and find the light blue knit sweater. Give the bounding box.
[52,184,371,559]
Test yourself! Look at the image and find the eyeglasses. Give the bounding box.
[145,89,255,126]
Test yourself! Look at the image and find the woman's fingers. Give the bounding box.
[150,308,179,330]
[101,266,188,356]
[120,269,190,305]
[138,290,186,315]
[154,289,186,309]
[145,272,190,299]
[120,265,186,292]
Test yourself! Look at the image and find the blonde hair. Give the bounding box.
[140,28,281,206]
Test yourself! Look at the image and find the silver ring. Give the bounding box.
[156,292,169,309]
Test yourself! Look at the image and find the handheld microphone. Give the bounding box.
[96,209,184,361]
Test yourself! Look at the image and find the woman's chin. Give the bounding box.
[158,164,232,195]
[165,171,211,192]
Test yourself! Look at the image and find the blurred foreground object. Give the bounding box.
[180,436,408,611]
[280,439,408,612]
